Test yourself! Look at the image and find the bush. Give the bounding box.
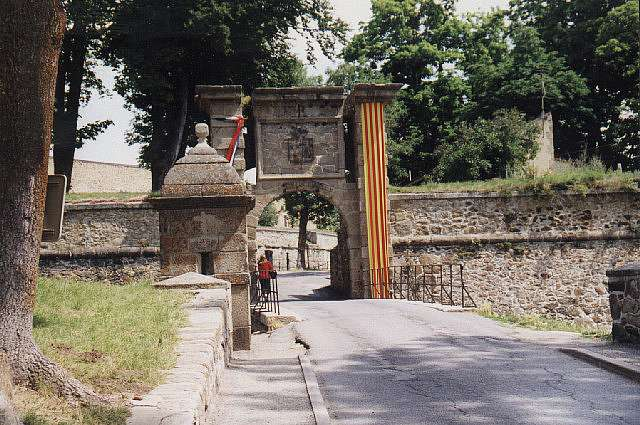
[434,109,539,182]
[258,203,278,227]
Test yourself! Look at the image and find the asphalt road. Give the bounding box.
[279,271,640,425]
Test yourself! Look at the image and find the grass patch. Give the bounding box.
[391,166,640,195]
[65,192,149,203]
[15,277,190,425]
[477,303,610,339]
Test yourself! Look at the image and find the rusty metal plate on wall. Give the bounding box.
[42,174,66,242]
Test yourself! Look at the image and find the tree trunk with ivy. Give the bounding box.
[0,0,102,404]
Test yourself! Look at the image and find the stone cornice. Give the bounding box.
[392,230,640,247]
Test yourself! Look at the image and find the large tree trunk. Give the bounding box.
[297,206,310,270]
[0,0,102,404]
[53,28,89,192]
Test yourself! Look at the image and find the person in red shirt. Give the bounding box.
[257,255,274,298]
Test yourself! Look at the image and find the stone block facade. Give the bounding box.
[607,264,640,343]
[390,191,640,326]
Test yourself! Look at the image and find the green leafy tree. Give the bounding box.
[326,61,389,91]
[460,16,590,154]
[258,203,279,227]
[283,192,340,269]
[343,0,469,184]
[104,0,346,190]
[434,109,539,182]
[53,0,115,191]
[508,0,639,167]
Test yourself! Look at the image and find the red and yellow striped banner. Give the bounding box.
[361,102,390,299]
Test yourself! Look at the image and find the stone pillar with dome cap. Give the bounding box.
[150,123,255,350]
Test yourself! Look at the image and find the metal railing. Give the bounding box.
[250,272,280,315]
[363,264,477,308]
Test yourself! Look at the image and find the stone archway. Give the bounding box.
[195,84,401,300]
[248,181,357,295]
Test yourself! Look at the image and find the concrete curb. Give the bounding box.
[559,347,640,383]
[299,354,332,425]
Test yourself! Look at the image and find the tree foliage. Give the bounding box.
[283,192,340,268]
[103,0,346,190]
[53,0,115,190]
[434,109,539,182]
[508,0,639,167]
[258,203,279,227]
[339,0,637,184]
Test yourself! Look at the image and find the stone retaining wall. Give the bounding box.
[390,191,640,326]
[128,287,232,424]
[40,202,337,279]
[257,226,337,270]
[48,157,151,193]
[607,264,640,343]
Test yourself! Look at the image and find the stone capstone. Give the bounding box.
[162,142,244,197]
[154,272,231,290]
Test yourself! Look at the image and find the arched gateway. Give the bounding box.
[155,84,400,349]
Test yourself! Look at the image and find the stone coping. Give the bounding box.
[252,86,345,101]
[392,230,640,247]
[606,262,640,277]
[148,195,255,210]
[257,226,337,237]
[127,288,231,425]
[40,247,159,259]
[154,272,231,290]
[389,189,640,201]
[65,201,153,211]
[195,84,242,100]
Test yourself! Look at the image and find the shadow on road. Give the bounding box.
[280,285,346,302]
[312,333,640,425]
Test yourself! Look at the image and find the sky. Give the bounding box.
[74,0,509,165]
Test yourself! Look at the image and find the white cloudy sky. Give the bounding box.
[75,0,508,165]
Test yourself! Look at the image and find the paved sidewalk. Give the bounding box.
[209,326,315,425]
[581,341,640,368]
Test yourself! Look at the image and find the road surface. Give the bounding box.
[279,271,639,425]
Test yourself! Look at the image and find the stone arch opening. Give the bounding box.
[248,183,356,296]
[254,191,340,271]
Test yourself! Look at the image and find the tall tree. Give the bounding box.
[104,0,346,190]
[283,193,340,269]
[0,0,100,403]
[53,0,115,191]
[509,0,639,166]
[343,0,470,184]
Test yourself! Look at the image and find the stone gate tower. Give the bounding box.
[151,123,254,350]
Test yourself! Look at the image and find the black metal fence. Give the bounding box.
[250,272,280,315]
[363,264,477,308]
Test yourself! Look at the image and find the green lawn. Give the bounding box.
[391,169,640,194]
[477,304,610,339]
[65,192,150,203]
[16,278,190,425]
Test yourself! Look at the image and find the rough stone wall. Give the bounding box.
[390,191,640,326]
[48,157,151,193]
[39,256,160,283]
[257,226,337,269]
[42,202,159,251]
[607,265,640,343]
